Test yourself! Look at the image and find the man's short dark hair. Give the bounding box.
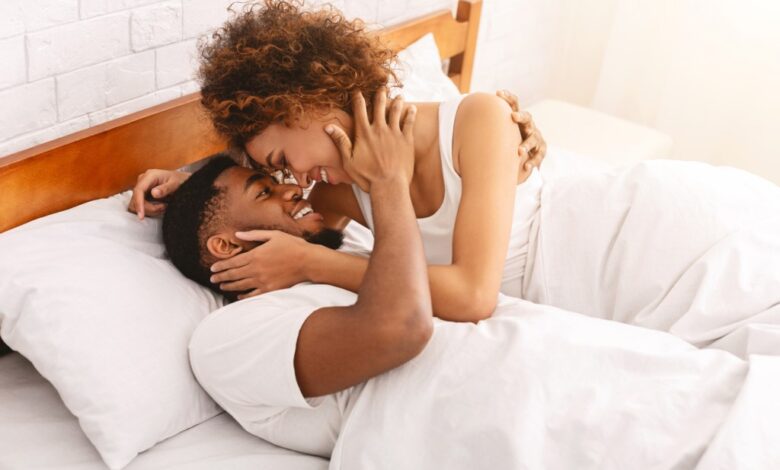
[162,154,239,294]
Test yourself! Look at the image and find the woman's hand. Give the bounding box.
[496,90,547,184]
[325,88,416,192]
[128,169,191,219]
[209,230,318,300]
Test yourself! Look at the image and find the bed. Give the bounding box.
[0,2,484,469]
[9,1,775,469]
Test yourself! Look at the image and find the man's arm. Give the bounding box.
[294,90,432,397]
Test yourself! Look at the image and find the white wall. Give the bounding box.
[1,0,562,157]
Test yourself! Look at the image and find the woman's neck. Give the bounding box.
[405,101,446,218]
[409,102,440,166]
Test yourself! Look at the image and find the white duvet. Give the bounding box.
[327,160,780,469]
[525,160,780,357]
[329,296,780,469]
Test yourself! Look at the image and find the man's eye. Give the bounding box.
[256,187,271,198]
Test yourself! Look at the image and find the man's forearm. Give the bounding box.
[356,176,431,320]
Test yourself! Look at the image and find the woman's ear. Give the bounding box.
[206,233,244,260]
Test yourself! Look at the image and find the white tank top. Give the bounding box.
[351,95,542,298]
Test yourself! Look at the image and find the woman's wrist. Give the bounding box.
[302,243,333,283]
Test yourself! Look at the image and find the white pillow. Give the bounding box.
[394,33,461,101]
[0,192,223,470]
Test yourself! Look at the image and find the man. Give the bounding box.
[167,152,749,469]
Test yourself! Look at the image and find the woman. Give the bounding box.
[132,0,547,322]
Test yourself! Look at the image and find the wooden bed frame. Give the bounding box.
[0,0,481,233]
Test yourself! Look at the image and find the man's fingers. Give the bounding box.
[131,183,147,219]
[388,96,404,129]
[234,229,277,242]
[325,125,353,160]
[511,111,534,140]
[351,92,370,134]
[373,87,387,126]
[497,89,521,111]
[150,180,177,200]
[402,105,417,141]
[511,110,532,125]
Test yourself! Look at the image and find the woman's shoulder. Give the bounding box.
[457,92,514,122]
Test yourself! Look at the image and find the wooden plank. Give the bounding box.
[0,0,482,233]
[0,95,225,232]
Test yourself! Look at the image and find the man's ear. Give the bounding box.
[206,233,244,260]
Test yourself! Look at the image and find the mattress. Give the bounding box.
[0,352,328,470]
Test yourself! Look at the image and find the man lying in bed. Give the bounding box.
[163,121,756,470]
[165,149,747,468]
[166,107,436,456]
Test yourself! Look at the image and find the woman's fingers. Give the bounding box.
[402,105,417,141]
[210,264,248,284]
[373,86,387,126]
[234,229,277,242]
[325,125,353,160]
[237,289,263,301]
[351,92,370,135]
[219,278,256,292]
[211,252,251,274]
[388,96,404,130]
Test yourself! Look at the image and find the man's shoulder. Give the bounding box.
[232,283,357,310]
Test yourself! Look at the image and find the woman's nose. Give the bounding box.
[292,169,311,188]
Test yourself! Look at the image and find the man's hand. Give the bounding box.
[128,169,191,219]
[496,90,547,183]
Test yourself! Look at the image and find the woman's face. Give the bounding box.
[245,110,354,188]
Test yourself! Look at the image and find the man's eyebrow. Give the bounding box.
[244,173,268,193]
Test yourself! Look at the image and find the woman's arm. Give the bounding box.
[303,94,519,321]
[214,94,527,321]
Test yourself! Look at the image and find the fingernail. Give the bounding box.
[210,265,217,272]
[325,125,333,134]
[152,188,160,196]
[209,276,215,283]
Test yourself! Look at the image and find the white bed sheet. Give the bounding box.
[0,352,327,470]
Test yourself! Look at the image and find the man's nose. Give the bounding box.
[278,184,303,201]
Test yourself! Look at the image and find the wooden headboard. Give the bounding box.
[0,0,481,233]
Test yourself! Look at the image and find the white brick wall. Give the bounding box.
[0,0,559,157]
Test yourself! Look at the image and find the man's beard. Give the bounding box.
[303,228,344,250]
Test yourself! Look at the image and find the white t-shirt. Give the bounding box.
[189,283,361,458]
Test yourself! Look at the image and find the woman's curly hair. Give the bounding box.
[198,0,398,148]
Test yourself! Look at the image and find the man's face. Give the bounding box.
[215,166,325,237]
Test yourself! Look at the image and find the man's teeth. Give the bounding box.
[320,168,329,184]
[293,206,313,220]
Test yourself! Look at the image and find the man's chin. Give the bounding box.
[304,228,344,250]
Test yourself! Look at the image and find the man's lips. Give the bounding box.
[290,201,322,221]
